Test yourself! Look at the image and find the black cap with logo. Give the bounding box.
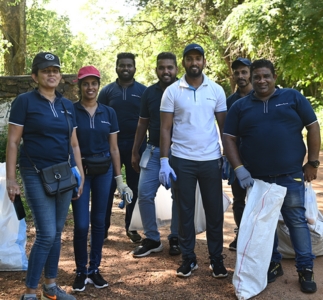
[32,52,61,70]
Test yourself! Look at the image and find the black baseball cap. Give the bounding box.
[183,43,204,57]
[32,52,61,70]
[232,57,251,69]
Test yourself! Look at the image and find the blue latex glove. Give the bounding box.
[234,165,254,189]
[159,158,177,190]
[71,166,81,197]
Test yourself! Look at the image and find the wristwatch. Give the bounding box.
[307,160,320,168]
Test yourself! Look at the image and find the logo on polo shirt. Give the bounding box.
[276,103,288,107]
[45,54,55,60]
[206,98,216,101]
[101,121,111,125]
[131,94,141,98]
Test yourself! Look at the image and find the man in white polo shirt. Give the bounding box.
[159,43,228,278]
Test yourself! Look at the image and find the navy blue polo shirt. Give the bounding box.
[227,89,253,110]
[224,88,318,176]
[140,82,165,147]
[9,89,77,169]
[73,101,119,157]
[97,79,146,141]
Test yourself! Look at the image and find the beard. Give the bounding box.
[185,66,203,78]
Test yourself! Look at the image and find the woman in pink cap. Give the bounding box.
[71,66,132,292]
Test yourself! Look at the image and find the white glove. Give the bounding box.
[115,175,133,204]
[234,165,254,189]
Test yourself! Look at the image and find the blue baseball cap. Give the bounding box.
[183,43,205,57]
[232,57,251,69]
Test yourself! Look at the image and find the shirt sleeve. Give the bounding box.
[160,86,174,113]
[214,84,227,113]
[223,100,240,137]
[140,88,150,118]
[8,94,27,126]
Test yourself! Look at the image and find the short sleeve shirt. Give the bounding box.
[160,74,227,160]
[224,88,318,176]
[97,79,146,141]
[73,101,119,157]
[9,89,77,169]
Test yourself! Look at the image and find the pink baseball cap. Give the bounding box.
[77,66,101,79]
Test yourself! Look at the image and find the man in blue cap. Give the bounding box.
[159,43,228,278]
[223,57,253,251]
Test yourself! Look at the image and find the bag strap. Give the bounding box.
[24,100,72,171]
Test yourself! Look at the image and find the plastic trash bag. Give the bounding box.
[304,182,319,225]
[0,162,28,271]
[233,179,287,300]
[194,182,232,234]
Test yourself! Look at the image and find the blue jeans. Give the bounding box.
[138,144,178,241]
[105,139,146,232]
[256,171,315,270]
[171,156,224,261]
[20,168,73,289]
[72,166,112,274]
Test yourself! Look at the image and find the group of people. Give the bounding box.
[6,42,320,300]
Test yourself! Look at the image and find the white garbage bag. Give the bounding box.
[233,179,287,300]
[0,162,28,271]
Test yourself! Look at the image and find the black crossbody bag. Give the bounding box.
[25,102,77,197]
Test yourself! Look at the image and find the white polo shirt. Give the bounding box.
[160,74,226,161]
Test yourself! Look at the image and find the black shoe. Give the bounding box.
[169,237,181,256]
[298,268,317,293]
[87,270,109,289]
[229,236,237,251]
[176,259,198,277]
[72,273,87,292]
[209,255,228,278]
[132,238,163,257]
[267,261,284,283]
[126,230,142,243]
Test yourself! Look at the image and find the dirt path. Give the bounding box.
[2,154,323,300]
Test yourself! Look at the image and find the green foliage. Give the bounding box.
[26,0,102,75]
[0,125,8,162]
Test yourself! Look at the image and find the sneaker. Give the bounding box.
[132,238,163,257]
[298,268,317,293]
[209,255,228,278]
[87,270,109,289]
[169,237,181,256]
[126,230,142,243]
[176,259,198,277]
[267,261,284,283]
[20,296,37,300]
[229,236,237,251]
[41,284,76,300]
[72,272,87,292]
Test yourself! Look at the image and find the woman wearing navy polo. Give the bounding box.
[71,66,132,292]
[6,52,84,300]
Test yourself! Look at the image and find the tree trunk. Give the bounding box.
[0,0,26,75]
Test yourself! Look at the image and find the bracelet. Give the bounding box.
[234,165,243,171]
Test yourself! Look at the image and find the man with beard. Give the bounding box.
[223,58,252,251]
[98,53,146,243]
[159,44,228,278]
[131,52,181,257]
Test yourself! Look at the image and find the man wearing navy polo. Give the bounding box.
[159,43,228,278]
[223,57,253,251]
[131,52,181,258]
[223,59,320,294]
[98,53,146,243]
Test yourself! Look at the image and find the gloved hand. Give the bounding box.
[234,165,254,189]
[71,166,81,198]
[159,157,177,190]
[115,175,133,209]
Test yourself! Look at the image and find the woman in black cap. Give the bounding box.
[6,52,84,300]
